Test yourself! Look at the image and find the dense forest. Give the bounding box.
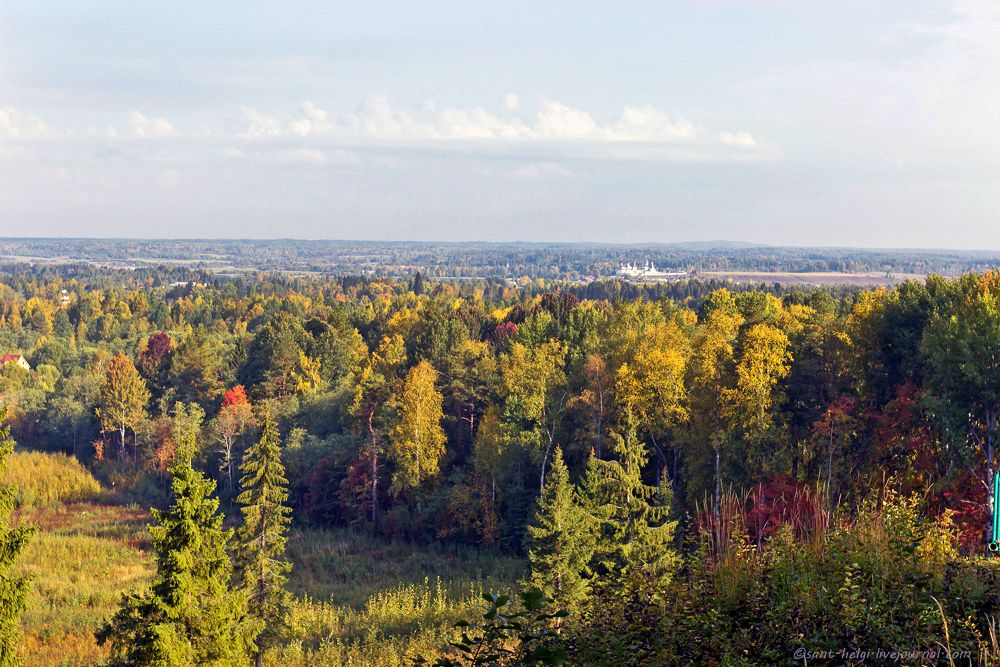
[0,263,998,664]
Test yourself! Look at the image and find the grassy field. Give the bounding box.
[8,451,522,666]
[16,502,153,666]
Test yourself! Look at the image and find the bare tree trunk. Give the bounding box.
[987,410,996,545]
[826,420,835,506]
[672,447,679,492]
[649,433,667,472]
[714,444,721,526]
[229,449,236,495]
[540,434,554,492]
[369,409,378,526]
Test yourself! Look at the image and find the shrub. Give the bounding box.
[570,489,1000,665]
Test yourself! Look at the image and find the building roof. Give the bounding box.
[1,354,25,363]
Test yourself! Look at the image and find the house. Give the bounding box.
[1,355,30,372]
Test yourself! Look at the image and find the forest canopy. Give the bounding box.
[0,263,998,664]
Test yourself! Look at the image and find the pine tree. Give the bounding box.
[236,409,292,667]
[97,432,253,666]
[0,407,34,667]
[525,446,596,612]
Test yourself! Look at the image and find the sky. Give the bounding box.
[1,0,999,248]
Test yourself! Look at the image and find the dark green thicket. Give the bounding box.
[0,408,34,667]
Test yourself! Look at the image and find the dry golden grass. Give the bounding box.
[2,451,102,508]
[15,502,154,667]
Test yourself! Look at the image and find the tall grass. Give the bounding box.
[15,502,522,667]
[15,503,153,666]
[269,577,508,666]
[287,527,524,608]
[2,451,102,507]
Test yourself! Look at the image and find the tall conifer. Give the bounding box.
[525,446,596,611]
[97,424,252,666]
[236,409,292,667]
[582,427,680,584]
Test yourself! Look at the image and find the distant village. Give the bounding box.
[616,260,691,282]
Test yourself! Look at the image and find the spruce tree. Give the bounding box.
[581,426,680,584]
[97,426,253,666]
[0,407,34,667]
[525,446,596,612]
[236,410,292,667]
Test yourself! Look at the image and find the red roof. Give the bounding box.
[1,355,23,363]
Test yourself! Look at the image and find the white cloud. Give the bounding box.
[533,101,598,139]
[289,100,332,136]
[607,106,699,142]
[0,97,769,163]
[254,97,763,154]
[234,106,284,139]
[718,131,757,147]
[0,108,54,139]
[126,111,177,138]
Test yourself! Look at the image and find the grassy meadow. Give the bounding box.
[8,450,521,666]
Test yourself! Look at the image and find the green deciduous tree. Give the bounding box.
[922,273,1000,543]
[497,340,568,491]
[169,328,224,405]
[474,404,506,504]
[684,294,743,517]
[350,334,407,525]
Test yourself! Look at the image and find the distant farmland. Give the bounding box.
[697,270,925,286]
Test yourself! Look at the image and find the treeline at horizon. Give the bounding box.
[0,265,998,664]
[1,237,999,279]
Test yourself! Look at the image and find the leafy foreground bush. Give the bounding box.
[415,588,568,667]
[2,450,101,507]
[570,490,1000,666]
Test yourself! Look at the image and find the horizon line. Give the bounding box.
[1,236,999,255]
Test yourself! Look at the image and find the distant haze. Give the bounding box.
[2,1,999,249]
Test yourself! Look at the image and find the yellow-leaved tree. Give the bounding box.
[96,352,150,460]
[389,360,446,493]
